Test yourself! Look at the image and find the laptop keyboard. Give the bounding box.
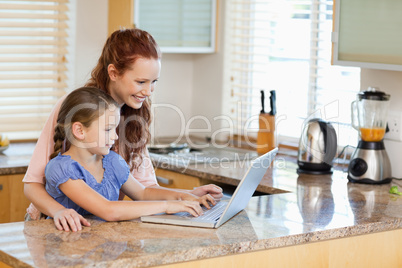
[198,201,227,221]
[174,201,227,221]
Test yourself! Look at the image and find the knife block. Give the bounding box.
[257,113,276,154]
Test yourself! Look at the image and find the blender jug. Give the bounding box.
[351,87,390,142]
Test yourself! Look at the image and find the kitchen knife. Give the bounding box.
[257,89,276,155]
[260,90,265,114]
[269,90,276,116]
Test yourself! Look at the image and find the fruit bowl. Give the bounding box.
[0,134,9,150]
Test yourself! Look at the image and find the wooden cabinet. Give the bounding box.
[108,0,134,35]
[155,169,203,190]
[154,228,402,268]
[0,261,12,268]
[0,174,30,223]
[0,176,9,222]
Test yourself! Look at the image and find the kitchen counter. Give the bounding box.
[0,144,402,267]
[0,142,35,175]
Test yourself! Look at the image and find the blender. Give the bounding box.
[348,87,392,184]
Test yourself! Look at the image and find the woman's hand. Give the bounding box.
[190,184,223,201]
[178,192,216,210]
[53,208,91,232]
[165,200,204,217]
[197,194,216,209]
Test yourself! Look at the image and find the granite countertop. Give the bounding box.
[0,144,402,267]
[0,142,35,175]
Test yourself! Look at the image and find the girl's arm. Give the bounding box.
[23,95,89,232]
[58,178,207,221]
[24,182,90,231]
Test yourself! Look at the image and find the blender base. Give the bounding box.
[347,176,392,184]
[297,168,333,175]
[347,140,392,184]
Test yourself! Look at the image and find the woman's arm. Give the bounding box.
[189,184,224,200]
[121,175,216,209]
[59,178,206,221]
[146,184,223,201]
[24,182,90,231]
[133,150,223,200]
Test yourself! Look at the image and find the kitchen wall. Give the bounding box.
[151,3,226,143]
[71,0,108,89]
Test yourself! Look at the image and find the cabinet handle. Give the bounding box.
[0,184,2,191]
[156,176,173,186]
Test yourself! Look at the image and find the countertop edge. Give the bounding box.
[80,218,402,268]
[0,167,27,176]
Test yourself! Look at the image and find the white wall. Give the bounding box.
[361,69,402,178]
[151,54,194,140]
[152,0,226,143]
[72,0,108,89]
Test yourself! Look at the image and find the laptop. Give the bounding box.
[141,148,278,228]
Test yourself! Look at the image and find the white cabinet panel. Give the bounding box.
[134,0,217,53]
[332,0,402,71]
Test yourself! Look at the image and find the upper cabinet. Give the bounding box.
[134,0,217,53]
[332,0,402,71]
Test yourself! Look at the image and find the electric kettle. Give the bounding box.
[297,118,337,174]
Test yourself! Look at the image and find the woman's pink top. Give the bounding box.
[22,95,158,220]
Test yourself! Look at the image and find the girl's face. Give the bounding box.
[84,106,120,156]
[108,57,161,109]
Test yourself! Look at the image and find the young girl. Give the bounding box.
[45,87,215,221]
[23,28,223,231]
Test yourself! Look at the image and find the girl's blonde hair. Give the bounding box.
[50,87,119,160]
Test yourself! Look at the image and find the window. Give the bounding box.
[224,0,360,147]
[0,0,70,140]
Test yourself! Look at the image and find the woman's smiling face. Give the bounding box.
[108,57,161,109]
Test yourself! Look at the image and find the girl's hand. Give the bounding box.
[53,208,91,232]
[191,184,223,201]
[165,200,204,217]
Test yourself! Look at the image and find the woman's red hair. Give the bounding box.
[85,28,161,170]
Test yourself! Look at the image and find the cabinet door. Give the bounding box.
[0,176,10,223]
[332,0,402,71]
[134,0,217,53]
[155,169,202,190]
[0,174,30,223]
[9,174,30,222]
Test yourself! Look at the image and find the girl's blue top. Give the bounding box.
[45,151,130,217]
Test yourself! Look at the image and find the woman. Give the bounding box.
[23,28,223,232]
